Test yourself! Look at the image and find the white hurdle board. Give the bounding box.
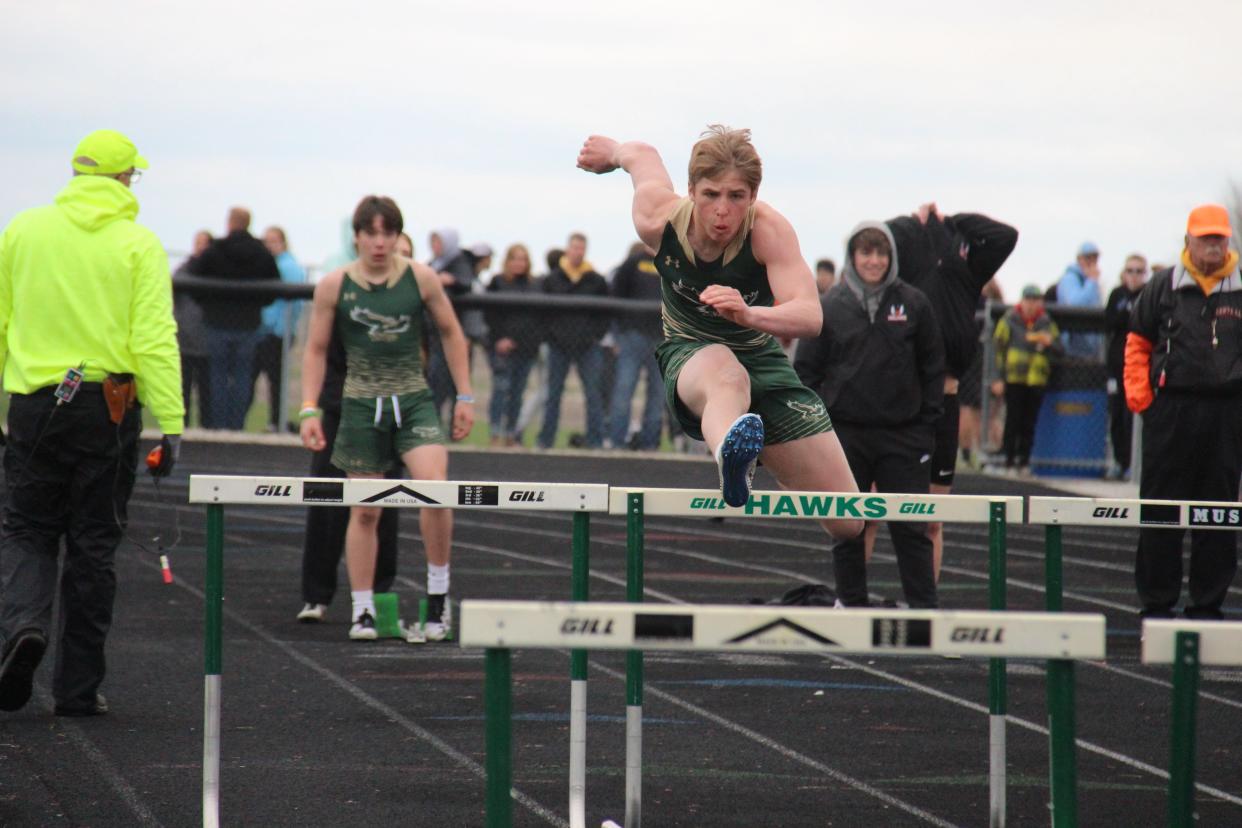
[609,487,1022,523]
[188,475,610,512]
[1141,620,1242,666]
[1030,496,1242,531]
[460,600,1106,659]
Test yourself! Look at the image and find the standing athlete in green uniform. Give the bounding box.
[577,126,861,541]
[300,196,474,641]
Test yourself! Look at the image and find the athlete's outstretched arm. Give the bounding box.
[735,203,822,339]
[415,262,475,441]
[578,135,680,250]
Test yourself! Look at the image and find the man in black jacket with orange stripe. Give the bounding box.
[1124,204,1242,620]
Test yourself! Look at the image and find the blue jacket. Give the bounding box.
[261,250,306,337]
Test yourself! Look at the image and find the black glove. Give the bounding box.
[146,434,181,478]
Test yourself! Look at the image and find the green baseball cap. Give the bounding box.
[71,129,149,175]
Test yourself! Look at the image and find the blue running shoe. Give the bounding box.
[716,413,764,507]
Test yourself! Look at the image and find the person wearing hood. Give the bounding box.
[794,223,945,608]
[991,284,1062,473]
[1124,204,1242,620]
[536,232,609,449]
[425,228,478,417]
[0,129,183,716]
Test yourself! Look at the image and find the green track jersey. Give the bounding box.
[335,259,428,398]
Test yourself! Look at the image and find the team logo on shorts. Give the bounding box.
[785,399,826,420]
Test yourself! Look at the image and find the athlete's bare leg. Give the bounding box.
[927,482,949,581]
[345,472,384,591]
[759,432,864,540]
[403,444,451,567]
[675,344,751,451]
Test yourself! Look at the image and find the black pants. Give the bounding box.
[181,354,212,428]
[831,422,937,608]
[1002,383,1044,467]
[0,386,140,709]
[1108,389,1134,472]
[250,334,283,430]
[301,404,401,605]
[1136,391,1242,618]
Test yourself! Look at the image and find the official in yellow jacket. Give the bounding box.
[0,129,182,716]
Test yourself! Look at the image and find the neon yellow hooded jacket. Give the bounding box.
[0,175,183,433]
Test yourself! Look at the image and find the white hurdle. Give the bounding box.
[608,488,1023,828]
[463,600,1106,828]
[187,475,609,828]
[1142,620,1242,825]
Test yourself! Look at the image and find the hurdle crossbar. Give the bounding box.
[1142,621,1242,827]
[189,474,609,511]
[1029,496,1242,530]
[187,475,609,828]
[465,601,1106,828]
[609,486,1023,522]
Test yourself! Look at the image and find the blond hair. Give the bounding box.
[688,125,762,192]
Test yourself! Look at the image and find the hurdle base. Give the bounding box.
[602,821,622,828]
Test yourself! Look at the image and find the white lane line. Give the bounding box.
[25,687,164,827]
[143,497,1242,809]
[133,556,568,828]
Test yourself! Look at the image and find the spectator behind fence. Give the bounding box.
[485,244,540,446]
[0,128,183,716]
[254,226,306,432]
[187,207,280,429]
[815,258,836,294]
[1054,241,1103,359]
[607,241,664,450]
[1104,252,1147,480]
[992,284,1061,474]
[425,228,476,418]
[794,222,945,608]
[1125,204,1241,620]
[536,232,609,449]
[174,229,213,427]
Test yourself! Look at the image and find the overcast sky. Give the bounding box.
[3,0,1241,300]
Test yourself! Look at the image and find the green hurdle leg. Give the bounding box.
[1168,631,1200,828]
[569,512,590,824]
[1044,523,1078,826]
[1045,525,1064,612]
[1047,660,1078,827]
[485,648,513,828]
[988,501,1008,828]
[204,504,224,828]
[625,493,645,828]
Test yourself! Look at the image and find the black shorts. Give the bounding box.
[931,393,960,487]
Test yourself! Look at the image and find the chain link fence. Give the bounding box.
[973,300,1123,479]
[173,278,1122,476]
[172,276,689,452]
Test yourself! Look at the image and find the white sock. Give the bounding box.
[351,590,375,619]
[427,563,450,596]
